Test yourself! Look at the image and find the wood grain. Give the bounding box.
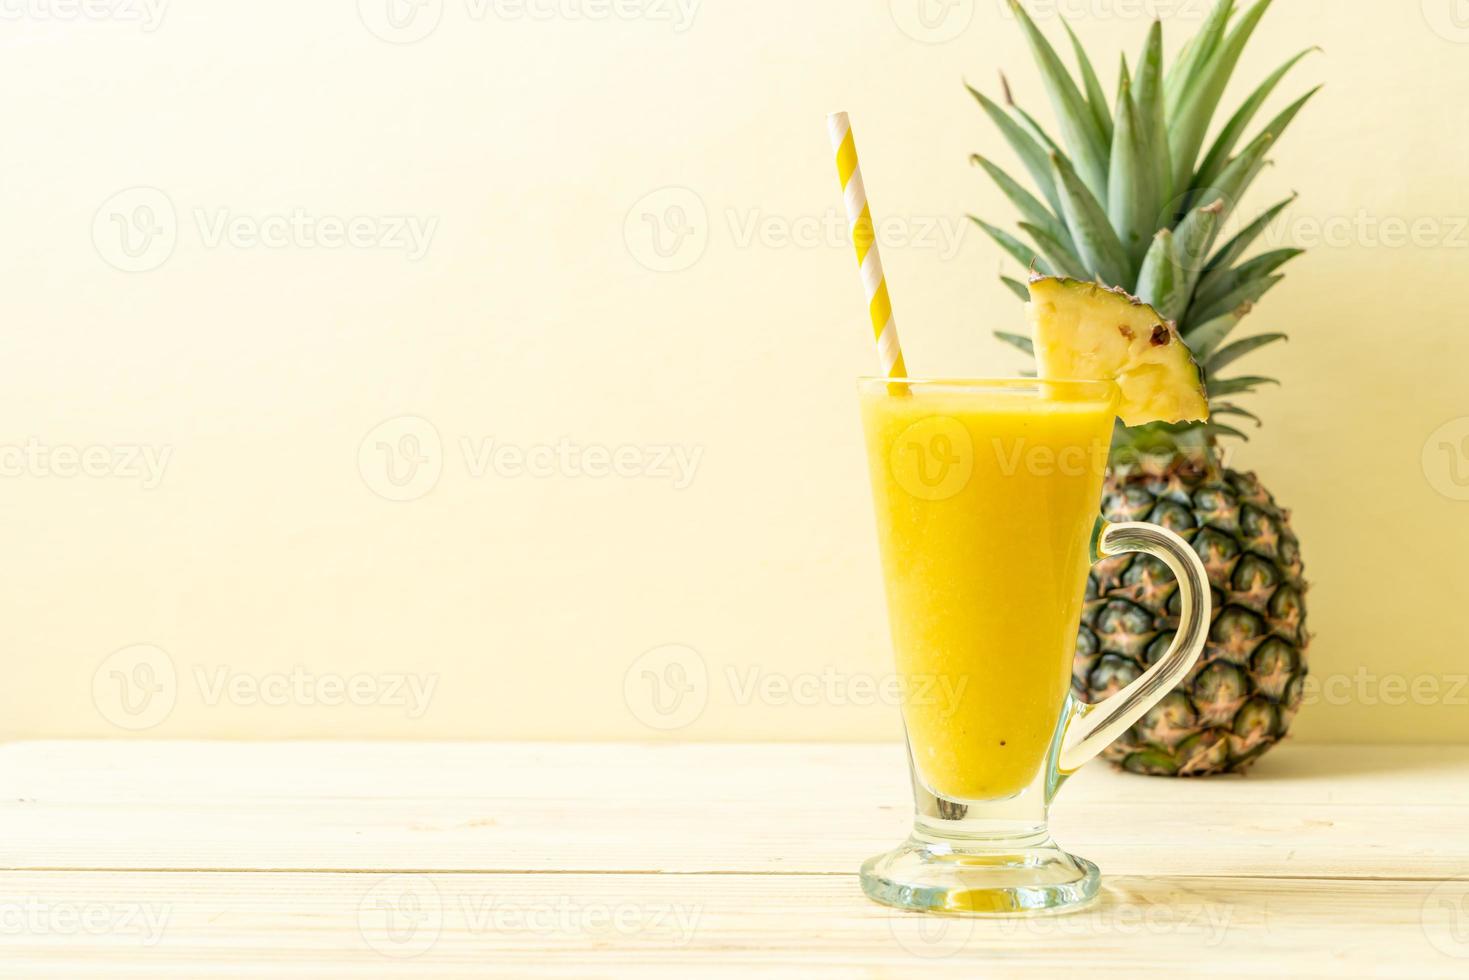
[1,741,1466,975]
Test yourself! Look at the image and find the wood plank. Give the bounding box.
[0,870,1459,978]
[3,742,1468,879]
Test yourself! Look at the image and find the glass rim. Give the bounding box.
[856,376,1119,396]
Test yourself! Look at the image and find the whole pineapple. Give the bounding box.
[973,0,1314,774]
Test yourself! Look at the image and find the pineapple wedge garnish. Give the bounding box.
[1026,275,1209,427]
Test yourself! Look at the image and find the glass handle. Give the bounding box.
[1057,520,1211,774]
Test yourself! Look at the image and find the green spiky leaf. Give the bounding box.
[967,85,1064,216]
[1170,0,1274,195]
[1204,421,1251,441]
[1063,17,1113,145]
[1050,152,1131,287]
[1207,375,1279,396]
[1008,99,1066,158]
[1019,220,1088,278]
[1196,248,1303,311]
[971,154,1073,253]
[1195,48,1319,188]
[1190,129,1275,235]
[1250,85,1321,156]
[1001,275,1031,301]
[1133,19,1173,217]
[1183,311,1246,360]
[1189,273,1284,328]
[1135,229,1183,319]
[1205,194,1297,272]
[1006,0,1110,198]
[1108,66,1153,273]
[1172,199,1224,292]
[1165,0,1235,130]
[995,330,1035,355]
[972,217,1049,274]
[1207,332,1287,372]
[1212,402,1263,427]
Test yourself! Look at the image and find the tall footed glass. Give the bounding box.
[857,378,1210,915]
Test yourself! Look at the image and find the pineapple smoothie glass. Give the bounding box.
[857,378,1211,914]
[826,113,1212,914]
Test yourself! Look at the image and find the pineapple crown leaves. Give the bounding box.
[972,0,1320,444]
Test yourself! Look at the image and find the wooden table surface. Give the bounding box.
[1,740,1467,977]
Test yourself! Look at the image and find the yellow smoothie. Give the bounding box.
[859,380,1117,801]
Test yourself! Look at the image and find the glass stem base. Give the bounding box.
[860,825,1099,915]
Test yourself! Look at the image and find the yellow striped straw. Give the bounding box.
[828,111,907,379]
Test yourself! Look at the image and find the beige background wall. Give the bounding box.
[1,0,1465,743]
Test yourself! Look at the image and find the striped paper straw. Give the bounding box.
[828,111,907,378]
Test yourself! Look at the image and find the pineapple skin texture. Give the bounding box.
[1076,458,1309,776]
